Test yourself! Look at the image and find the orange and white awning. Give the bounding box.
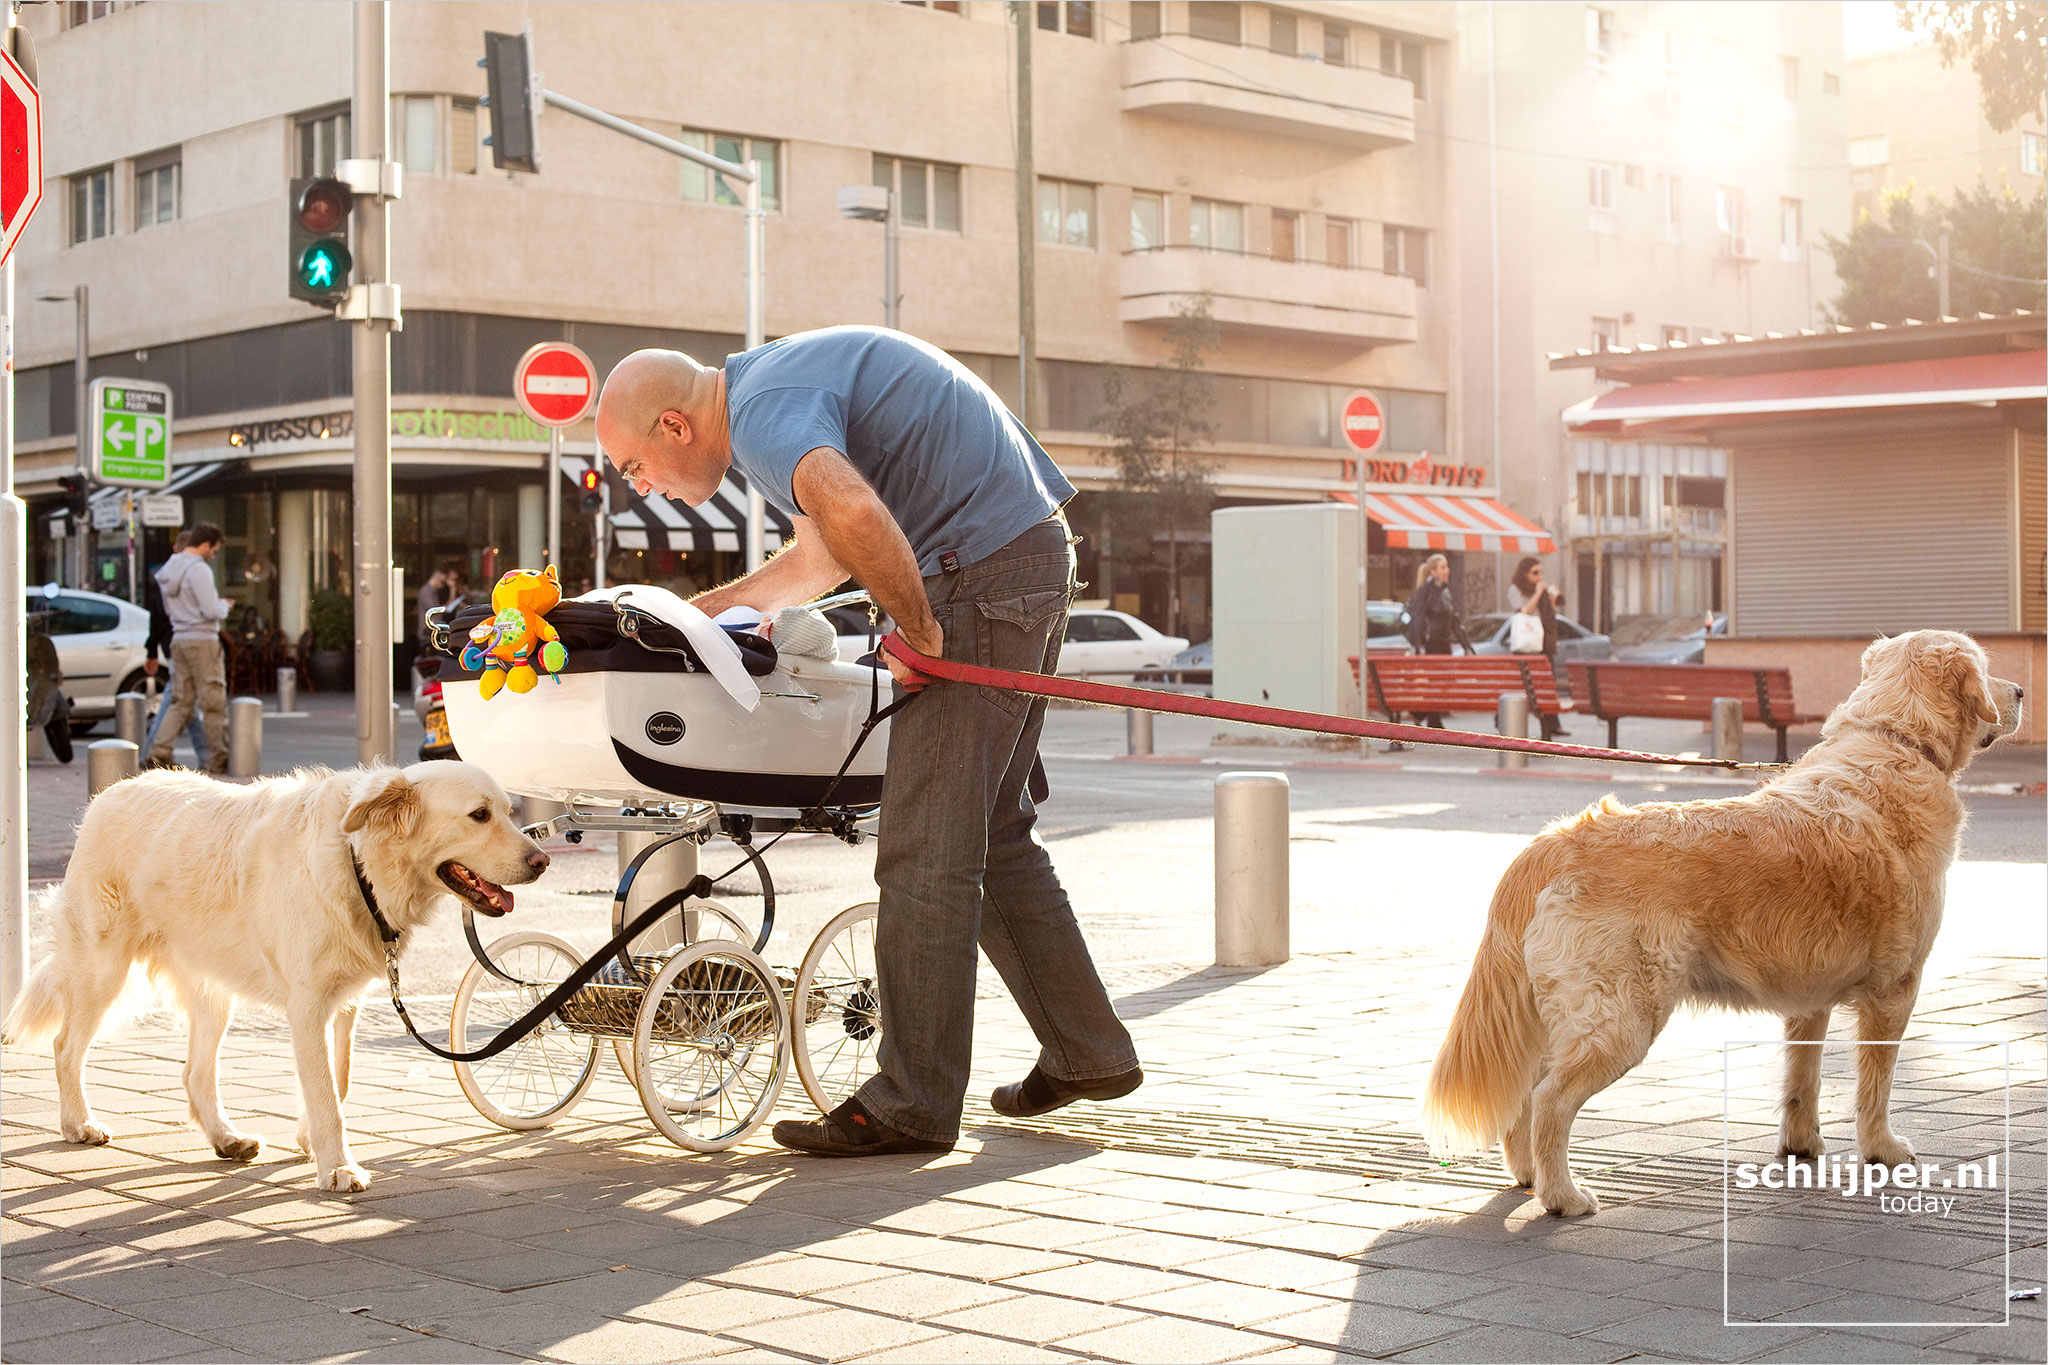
[1334,490,1556,554]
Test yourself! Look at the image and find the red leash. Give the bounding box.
[879,633,1773,772]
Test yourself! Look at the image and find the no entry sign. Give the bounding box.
[1340,390,1385,455]
[515,341,597,428]
[1,45,43,267]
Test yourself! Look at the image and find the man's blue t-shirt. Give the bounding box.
[723,327,1074,576]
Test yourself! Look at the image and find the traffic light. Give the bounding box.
[288,177,355,306]
[57,474,89,523]
[481,28,541,173]
[579,468,604,513]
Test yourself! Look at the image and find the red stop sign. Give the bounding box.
[1340,390,1385,454]
[1,48,44,268]
[515,342,598,428]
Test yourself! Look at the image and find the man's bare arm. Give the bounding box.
[788,448,942,670]
[690,529,848,619]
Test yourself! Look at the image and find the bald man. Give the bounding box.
[596,326,1140,1157]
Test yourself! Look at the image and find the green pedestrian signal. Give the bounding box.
[287,176,355,306]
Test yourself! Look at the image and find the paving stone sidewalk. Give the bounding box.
[5,942,2042,1364]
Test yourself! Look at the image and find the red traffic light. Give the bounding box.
[295,178,353,233]
[579,469,602,492]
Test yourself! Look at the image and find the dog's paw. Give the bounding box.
[62,1120,112,1146]
[1504,1159,1536,1189]
[319,1164,371,1194]
[213,1134,263,1162]
[1861,1134,1916,1167]
[1540,1182,1601,1217]
[295,1122,312,1154]
[1777,1134,1825,1163]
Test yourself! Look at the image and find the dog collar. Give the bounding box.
[350,849,402,946]
[1869,726,1945,770]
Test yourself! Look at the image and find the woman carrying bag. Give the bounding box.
[1509,555,1569,741]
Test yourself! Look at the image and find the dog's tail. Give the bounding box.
[1420,839,1554,1158]
[0,884,156,1046]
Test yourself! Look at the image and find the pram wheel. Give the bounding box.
[452,931,602,1130]
[631,940,788,1151]
[606,897,756,1082]
[792,901,881,1116]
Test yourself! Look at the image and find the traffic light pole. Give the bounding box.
[350,0,395,766]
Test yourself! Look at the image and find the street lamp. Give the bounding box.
[35,284,88,587]
[836,184,900,330]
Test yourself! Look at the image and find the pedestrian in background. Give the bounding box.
[1510,555,1569,741]
[415,565,450,631]
[1399,552,1474,734]
[140,531,209,768]
[146,523,232,774]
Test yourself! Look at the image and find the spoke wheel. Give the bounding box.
[632,941,787,1152]
[792,901,881,1116]
[609,898,756,1080]
[451,932,601,1130]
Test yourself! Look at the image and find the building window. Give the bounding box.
[1588,163,1616,212]
[1661,324,1687,346]
[1129,0,1161,39]
[1658,173,1682,241]
[1716,185,1746,234]
[1822,71,1840,95]
[1383,224,1428,286]
[1585,7,1614,67]
[2023,132,2046,177]
[296,106,352,178]
[680,130,781,211]
[1779,55,1798,101]
[1381,35,1426,97]
[1187,1,1240,45]
[1036,1,1093,37]
[1322,21,1349,66]
[874,155,962,231]
[67,1,117,25]
[1623,163,1643,190]
[450,98,479,175]
[399,95,438,175]
[1036,178,1096,247]
[1271,209,1299,262]
[901,1,962,10]
[1849,133,1889,168]
[1268,10,1296,55]
[1325,216,1354,267]
[1188,198,1243,252]
[1779,197,1802,260]
[1592,317,1619,352]
[70,166,113,244]
[133,151,180,230]
[1129,191,1164,250]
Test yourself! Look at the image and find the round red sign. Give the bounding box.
[1340,390,1385,455]
[515,342,598,429]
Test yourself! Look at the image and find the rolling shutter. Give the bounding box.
[1731,433,2012,636]
[2021,432,2045,633]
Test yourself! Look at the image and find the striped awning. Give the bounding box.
[1340,490,1556,554]
[562,459,792,555]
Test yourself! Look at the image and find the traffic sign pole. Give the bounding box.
[1,6,34,1025]
[1341,390,1386,746]
[547,426,561,569]
[513,341,597,578]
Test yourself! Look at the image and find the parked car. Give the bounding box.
[412,656,458,761]
[1611,612,1727,665]
[26,585,153,731]
[1364,599,1415,652]
[1134,639,1212,692]
[1463,611,1612,662]
[1060,609,1187,680]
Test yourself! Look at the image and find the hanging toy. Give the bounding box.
[460,566,570,700]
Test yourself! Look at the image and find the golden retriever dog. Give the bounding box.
[1422,630,2023,1216]
[3,761,547,1192]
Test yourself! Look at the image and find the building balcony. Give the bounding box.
[1120,36,1416,150]
[1119,248,1418,347]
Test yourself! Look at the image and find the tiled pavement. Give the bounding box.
[5,943,2042,1364]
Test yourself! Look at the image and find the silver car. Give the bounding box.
[1462,611,1612,662]
[27,585,154,728]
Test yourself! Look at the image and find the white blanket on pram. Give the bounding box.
[572,586,761,712]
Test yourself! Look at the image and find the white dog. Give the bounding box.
[3,761,547,1192]
[1422,630,2023,1216]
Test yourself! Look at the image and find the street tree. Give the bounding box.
[1099,292,1220,638]
[1893,1,2047,132]
[1824,178,2047,324]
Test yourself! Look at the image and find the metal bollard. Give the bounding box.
[619,828,702,952]
[1127,709,1154,757]
[1497,691,1530,770]
[1214,771,1289,967]
[87,739,139,797]
[228,697,263,777]
[114,692,147,746]
[275,668,297,715]
[1712,697,1744,762]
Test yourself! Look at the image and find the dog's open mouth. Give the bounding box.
[439,862,514,916]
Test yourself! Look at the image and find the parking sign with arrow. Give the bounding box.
[90,378,174,488]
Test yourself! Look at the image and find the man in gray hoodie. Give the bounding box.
[147,522,232,774]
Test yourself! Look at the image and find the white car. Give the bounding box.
[1059,609,1187,680]
[27,585,153,728]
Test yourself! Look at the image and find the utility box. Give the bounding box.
[1211,503,1368,737]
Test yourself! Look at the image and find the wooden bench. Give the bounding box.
[1351,655,1571,725]
[1563,661,1823,762]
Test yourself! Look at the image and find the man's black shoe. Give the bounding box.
[990,1063,1144,1119]
[771,1097,953,1158]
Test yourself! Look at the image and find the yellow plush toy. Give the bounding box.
[461,566,569,700]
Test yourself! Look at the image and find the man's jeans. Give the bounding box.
[142,669,209,768]
[147,638,228,775]
[857,516,1139,1143]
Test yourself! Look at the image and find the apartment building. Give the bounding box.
[1446,0,1850,627]
[14,0,1464,647]
[1847,40,2047,218]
